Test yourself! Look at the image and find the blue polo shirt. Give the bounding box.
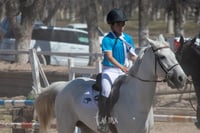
[102,32,135,67]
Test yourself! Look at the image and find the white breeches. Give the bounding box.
[101,66,125,97]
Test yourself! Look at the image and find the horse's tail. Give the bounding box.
[34,84,61,132]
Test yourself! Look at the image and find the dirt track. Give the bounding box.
[0,121,198,133]
[152,122,199,133]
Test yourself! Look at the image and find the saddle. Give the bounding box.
[92,73,102,92]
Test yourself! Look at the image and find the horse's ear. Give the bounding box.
[180,36,184,44]
[146,37,162,50]
[191,37,196,46]
[179,36,184,47]
[146,37,156,46]
[158,34,166,42]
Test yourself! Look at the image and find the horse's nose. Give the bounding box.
[177,72,187,87]
[167,68,187,88]
[178,75,184,82]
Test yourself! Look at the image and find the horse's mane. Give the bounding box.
[129,35,170,76]
[128,46,149,75]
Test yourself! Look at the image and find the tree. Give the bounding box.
[172,0,185,36]
[0,0,6,21]
[83,0,100,66]
[165,0,188,36]
[5,0,41,63]
[165,0,174,34]
[40,0,64,25]
[4,0,64,64]
[138,0,150,46]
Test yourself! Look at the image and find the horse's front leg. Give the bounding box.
[193,78,200,129]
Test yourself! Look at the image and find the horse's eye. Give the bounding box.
[159,55,165,59]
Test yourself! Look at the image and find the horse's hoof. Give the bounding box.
[195,122,200,129]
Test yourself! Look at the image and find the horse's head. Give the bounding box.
[176,36,199,76]
[144,37,187,88]
[176,36,196,61]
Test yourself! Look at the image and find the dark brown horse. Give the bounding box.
[176,35,200,128]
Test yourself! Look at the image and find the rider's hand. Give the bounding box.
[120,66,129,73]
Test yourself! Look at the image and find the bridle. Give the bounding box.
[130,46,179,82]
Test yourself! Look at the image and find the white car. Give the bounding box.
[66,23,105,43]
[0,25,93,66]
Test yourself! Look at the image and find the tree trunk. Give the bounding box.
[173,0,184,37]
[85,0,100,66]
[195,4,200,24]
[15,28,32,63]
[0,1,6,21]
[7,14,33,63]
[43,2,62,26]
[167,11,174,34]
[138,0,150,47]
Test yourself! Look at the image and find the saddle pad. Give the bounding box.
[81,87,99,108]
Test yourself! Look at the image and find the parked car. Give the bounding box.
[0,25,93,66]
[66,23,105,43]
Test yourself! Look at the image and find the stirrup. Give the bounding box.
[96,112,109,133]
[97,123,109,133]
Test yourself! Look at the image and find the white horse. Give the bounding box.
[35,37,187,133]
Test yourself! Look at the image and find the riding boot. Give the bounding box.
[97,95,109,133]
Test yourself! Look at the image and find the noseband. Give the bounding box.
[130,46,179,82]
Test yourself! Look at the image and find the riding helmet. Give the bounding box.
[106,8,128,24]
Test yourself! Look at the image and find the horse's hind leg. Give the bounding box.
[55,102,77,133]
[56,118,76,133]
[56,107,77,133]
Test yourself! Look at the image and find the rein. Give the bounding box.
[130,46,179,82]
[184,77,200,114]
[186,78,198,112]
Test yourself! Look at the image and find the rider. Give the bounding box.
[97,8,137,133]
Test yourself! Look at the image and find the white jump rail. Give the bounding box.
[0,122,56,129]
[68,58,102,80]
[154,114,196,122]
[0,100,34,107]
[29,49,50,94]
